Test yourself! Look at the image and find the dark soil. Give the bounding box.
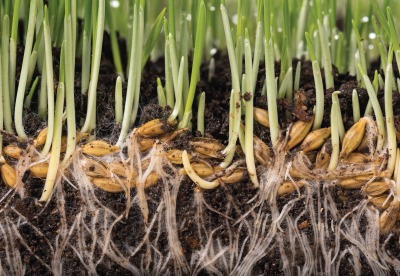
[1,29,400,275]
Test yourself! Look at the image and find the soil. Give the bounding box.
[1,29,400,275]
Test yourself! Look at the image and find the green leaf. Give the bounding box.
[141,8,166,70]
[305,32,317,62]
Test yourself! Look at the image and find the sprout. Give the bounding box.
[328,99,339,172]
[352,89,360,123]
[197,92,206,137]
[39,83,64,202]
[115,76,123,123]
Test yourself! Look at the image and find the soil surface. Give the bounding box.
[1,30,400,276]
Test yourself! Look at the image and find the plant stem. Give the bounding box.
[317,19,334,89]
[385,63,397,175]
[278,67,293,99]
[169,57,185,122]
[294,61,301,91]
[220,89,236,168]
[24,76,39,110]
[219,3,241,153]
[332,92,344,141]
[116,0,141,147]
[295,0,309,59]
[164,40,175,108]
[39,82,64,202]
[244,36,258,187]
[81,0,105,133]
[105,0,124,80]
[179,1,206,129]
[38,62,47,120]
[365,71,378,117]
[358,64,385,152]
[197,92,205,137]
[328,100,339,172]
[352,89,360,123]
[335,32,343,74]
[156,78,166,109]
[2,15,12,134]
[41,6,55,156]
[14,0,37,139]
[81,0,92,96]
[252,21,262,90]
[115,76,123,123]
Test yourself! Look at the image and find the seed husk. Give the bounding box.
[180,162,214,177]
[300,127,331,153]
[91,177,130,193]
[337,178,366,189]
[138,137,155,151]
[305,151,318,163]
[30,163,49,178]
[379,198,400,235]
[253,107,270,127]
[106,160,136,178]
[364,181,390,196]
[289,166,309,179]
[167,149,192,164]
[137,119,177,136]
[369,194,392,210]
[144,172,159,188]
[60,132,90,153]
[396,131,400,143]
[342,153,371,164]
[82,141,119,156]
[159,128,189,143]
[253,135,272,166]
[3,145,23,159]
[220,168,246,183]
[340,117,368,159]
[277,180,305,195]
[190,138,224,159]
[285,115,315,151]
[34,127,48,146]
[0,159,16,188]
[81,157,111,178]
[315,140,331,169]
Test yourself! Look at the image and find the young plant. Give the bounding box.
[2,15,12,134]
[81,0,92,96]
[385,55,397,175]
[39,82,64,202]
[328,98,339,172]
[358,64,385,152]
[244,32,258,187]
[41,6,55,156]
[116,0,143,147]
[264,0,279,145]
[305,33,324,130]
[14,0,37,139]
[197,92,205,137]
[115,76,123,123]
[179,0,206,129]
[24,76,39,110]
[352,89,360,123]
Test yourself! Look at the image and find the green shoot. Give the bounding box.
[41,6,55,156]
[81,0,105,133]
[208,58,215,82]
[364,70,378,117]
[244,35,258,187]
[105,0,124,80]
[81,0,92,96]
[384,63,396,176]
[278,67,293,99]
[180,0,189,111]
[264,0,279,145]
[27,22,43,90]
[15,0,37,139]
[328,97,339,172]
[179,1,206,129]
[2,15,12,134]
[168,34,183,120]
[39,82,64,202]
[294,61,301,91]
[352,19,366,87]
[116,0,142,147]
[218,3,241,154]
[115,76,123,123]
[24,76,39,110]
[220,89,236,169]
[335,32,343,73]
[295,0,310,59]
[252,22,262,91]
[38,62,47,120]
[371,0,390,36]
[358,64,385,152]
[332,92,344,141]
[168,57,185,122]
[317,19,334,89]
[141,8,166,70]
[169,0,176,40]
[197,92,205,137]
[352,89,360,123]
[165,40,175,108]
